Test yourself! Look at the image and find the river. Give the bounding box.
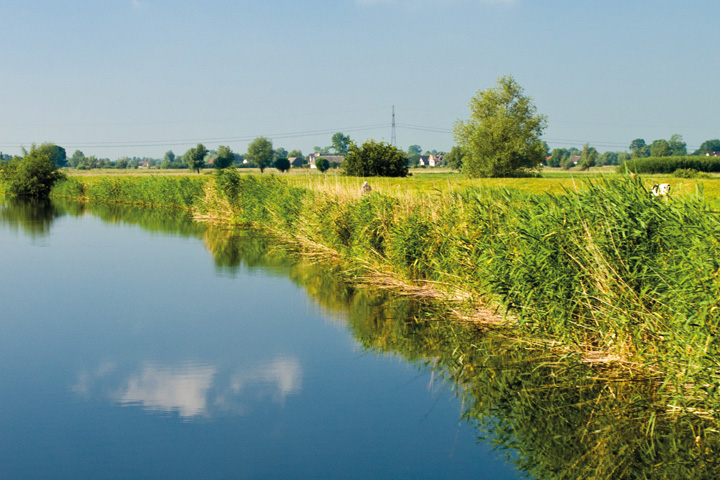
[0,198,523,479]
[2,197,718,479]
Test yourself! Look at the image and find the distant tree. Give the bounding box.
[406,145,422,166]
[454,75,547,177]
[629,139,650,158]
[668,134,687,156]
[693,139,720,156]
[548,148,569,168]
[597,151,619,166]
[650,139,670,157]
[578,143,598,170]
[315,157,330,173]
[0,145,65,198]
[34,143,67,168]
[215,145,234,169]
[331,132,351,156]
[164,150,175,164]
[116,157,129,169]
[342,140,408,177]
[68,150,84,168]
[248,137,273,173]
[275,157,291,172]
[444,146,465,171]
[184,143,208,173]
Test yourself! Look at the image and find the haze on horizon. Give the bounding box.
[1,0,717,159]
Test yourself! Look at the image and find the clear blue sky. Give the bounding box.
[1,0,717,159]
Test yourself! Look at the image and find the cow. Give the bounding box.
[651,183,671,196]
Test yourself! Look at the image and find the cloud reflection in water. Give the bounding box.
[72,357,303,419]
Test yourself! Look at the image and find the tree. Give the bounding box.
[275,157,290,172]
[444,146,465,171]
[578,143,598,170]
[164,150,176,164]
[454,75,547,177]
[247,137,273,173]
[693,139,720,156]
[315,157,330,173]
[629,139,650,158]
[407,145,422,166]
[215,145,234,169]
[331,132,351,156]
[184,143,207,173]
[35,143,67,168]
[548,148,569,168]
[342,140,408,177]
[69,150,85,168]
[0,145,65,198]
[650,139,670,157]
[668,134,687,156]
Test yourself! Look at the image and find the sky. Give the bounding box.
[1,0,718,160]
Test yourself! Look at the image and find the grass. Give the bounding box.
[41,166,720,416]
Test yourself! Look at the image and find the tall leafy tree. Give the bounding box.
[35,143,67,168]
[184,143,207,173]
[247,137,273,173]
[331,132,351,156]
[454,75,547,177]
[629,139,650,158]
[444,146,465,171]
[215,145,234,169]
[406,144,422,166]
[668,134,687,156]
[342,140,408,177]
[164,150,176,164]
[578,143,598,170]
[693,139,720,156]
[650,139,670,157]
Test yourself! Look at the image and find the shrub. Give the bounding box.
[342,140,408,177]
[0,146,65,198]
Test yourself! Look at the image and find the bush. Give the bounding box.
[673,168,710,179]
[342,140,408,177]
[0,146,65,198]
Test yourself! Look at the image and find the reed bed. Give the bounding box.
[45,170,720,413]
[52,175,206,208]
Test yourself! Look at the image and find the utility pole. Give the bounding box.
[391,105,396,146]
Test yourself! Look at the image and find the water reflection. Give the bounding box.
[0,196,64,237]
[5,197,720,478]
[72,358,302,419]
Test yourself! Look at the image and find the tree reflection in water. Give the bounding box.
[8,197,720,479]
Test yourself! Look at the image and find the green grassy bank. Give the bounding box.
[39,172,720,414]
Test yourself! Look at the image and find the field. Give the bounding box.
[64,166,720,205]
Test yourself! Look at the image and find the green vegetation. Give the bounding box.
[7,193,720,478]
[454,75,547,177]
[0,144,66,198]
[315,157,330,173]
[247,137,273,173]
[341,140,408,177]
[184,143,208,173]
[619,155,720,174]
[44,170,720,419]
[52,175,206,208]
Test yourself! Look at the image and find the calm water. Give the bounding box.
[0,199,524,479]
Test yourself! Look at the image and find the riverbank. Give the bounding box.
[43,171,720,415]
